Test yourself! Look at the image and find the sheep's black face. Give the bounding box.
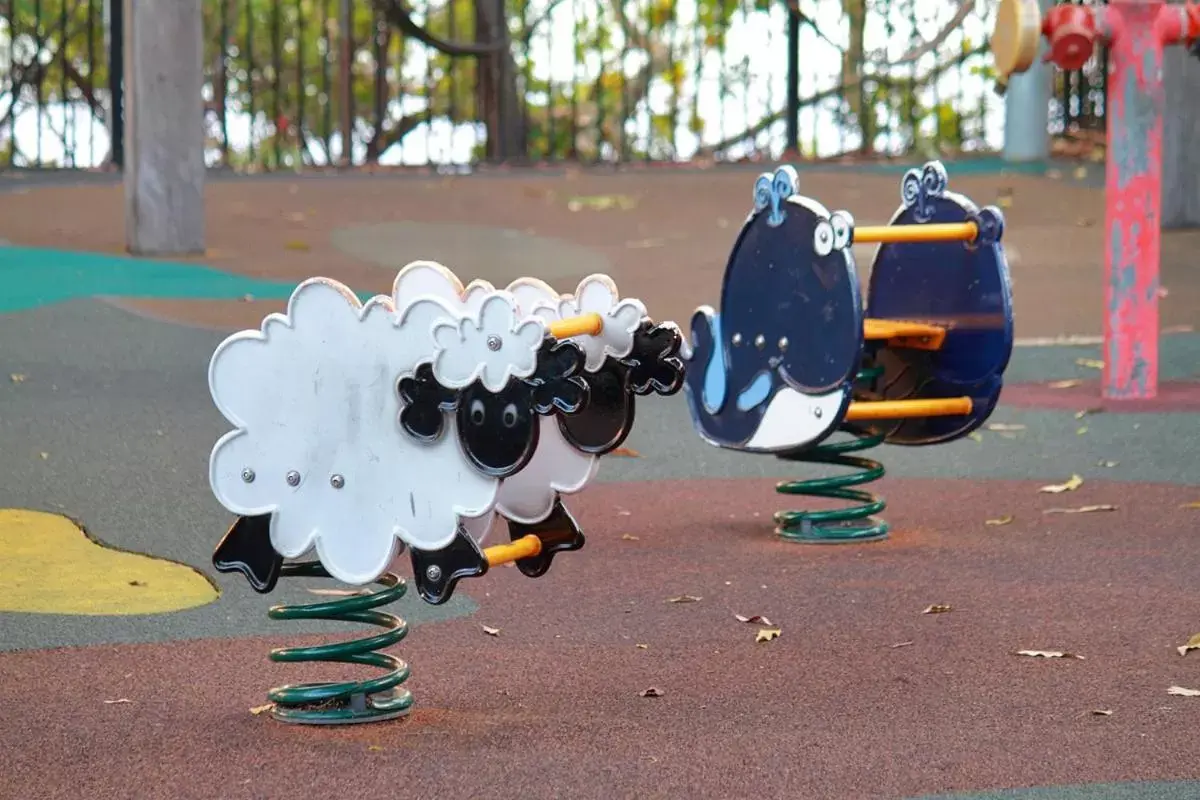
[457,380,539,478]
[558,359,634,455]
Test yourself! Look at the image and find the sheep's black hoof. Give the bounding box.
[410,528,489,605]
[213,514,284,594]
[507,499,586,579]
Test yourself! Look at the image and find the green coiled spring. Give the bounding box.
[265,562,414,725]
[772,365,889,544]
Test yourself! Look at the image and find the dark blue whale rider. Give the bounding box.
[683,166,864,453]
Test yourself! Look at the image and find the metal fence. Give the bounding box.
[0,0,1109,172]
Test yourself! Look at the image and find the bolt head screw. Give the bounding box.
[286,470,301,487]
[425,565,443,582]
[241,468,256,483]
[330,474,345,489]
[486,335,502,351]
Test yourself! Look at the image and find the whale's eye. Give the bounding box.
[830,212,853,249]
[813,220,834,257]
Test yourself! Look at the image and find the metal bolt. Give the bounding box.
[286,470,301,487]
[241,468,256,483]
[425,565,443,582]
[814,407,823,418]
[330,474,345,489]
[754,334,765,349]
[731,333,743,346]
[486,335,502,351]
[778,337,789,352]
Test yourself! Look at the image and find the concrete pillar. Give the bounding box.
[1003,0,1054,163]
[122,0,206,255]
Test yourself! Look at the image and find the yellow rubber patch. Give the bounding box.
[0,509,219,615]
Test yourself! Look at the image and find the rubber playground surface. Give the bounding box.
[2,163,1200,800]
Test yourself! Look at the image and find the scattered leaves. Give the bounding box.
[1043,504,1117,515]
[922,604,953,614]
[735,613,773,626]
[1048,379,1083,389]
[9,373,25,383]
[1092,709,1113,716]
[1015,650,1085,659]
[1039,475,1083,494]
[1167,685,1200,697]
[890,641,914,649]
[621,533,640,541]
[666,595,701,604]
[985,515,1015,527]
[640,687,664,697]
[755,628,782,643]
[103,698,132,704]
[482,625,501,636]
[249,704,274,716]
[610,446,640,457]
[1177,633,1200,656]
[1075,358,1104,370]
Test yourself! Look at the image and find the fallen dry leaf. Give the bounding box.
[611,446,640,457]
[923,604,953,614]
[367,745,384,752]
[128,580,146,587]
[1097,460,1119,468]
[1167,685,1200,697]
[1015,650,1085,659]
[1073,166,1088,180]
[735,613,774,626]
[1043,504,1117,515]
[103,698,132,704]
[38,452,48,460]
[1039,475,1083,494]
[755,628,782,643]
[1075,407,1103,419]
[635,644,648,650]
[640,687,664,697]
[567,194,638,212]
[985,515,1014,526]
[1075,358,1104,370]
[9,373,25,383]
[1177,633,1200,656]
[667,595,702,604]
[1092,709,1113,716]
[1076,426,1089,435]
[1048,379,1083,389]
[249,704,274,716]
[482,625,501,636]
[621,533,640,541]
[1180,502,1200,510]
[890,641,914,649]
[987,423,1026,433]
[968,432,983,442]
[283,240,311,251]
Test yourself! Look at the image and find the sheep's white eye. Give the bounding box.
[830,213,852,250]
[813,220,834,257]
[501,403,519,428]
[469,398,486,425]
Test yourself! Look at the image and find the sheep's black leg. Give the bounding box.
[409,526,489,605]
[212,514,284,594]
[507,499,586,579]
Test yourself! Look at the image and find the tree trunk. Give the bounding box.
[474,0,525,161]
[1162,44,1200,229]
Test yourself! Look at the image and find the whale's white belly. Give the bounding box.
[743,386,845,451]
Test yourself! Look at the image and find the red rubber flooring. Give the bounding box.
[5,478,1200,800]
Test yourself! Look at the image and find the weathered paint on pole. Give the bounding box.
[1094,1,1188,400]
[1098,3,1163,400]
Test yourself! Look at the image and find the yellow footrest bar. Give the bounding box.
[863,319,947,351]
[845,396,974,421]
[483,534,544,568]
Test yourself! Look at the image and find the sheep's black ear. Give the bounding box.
[212,514,283,594]
[619,320,686,396]
[524,338,588,416]
[557,359,636,455]
[398,363,460,442]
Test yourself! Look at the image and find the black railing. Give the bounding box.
[0,0,1110,172]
